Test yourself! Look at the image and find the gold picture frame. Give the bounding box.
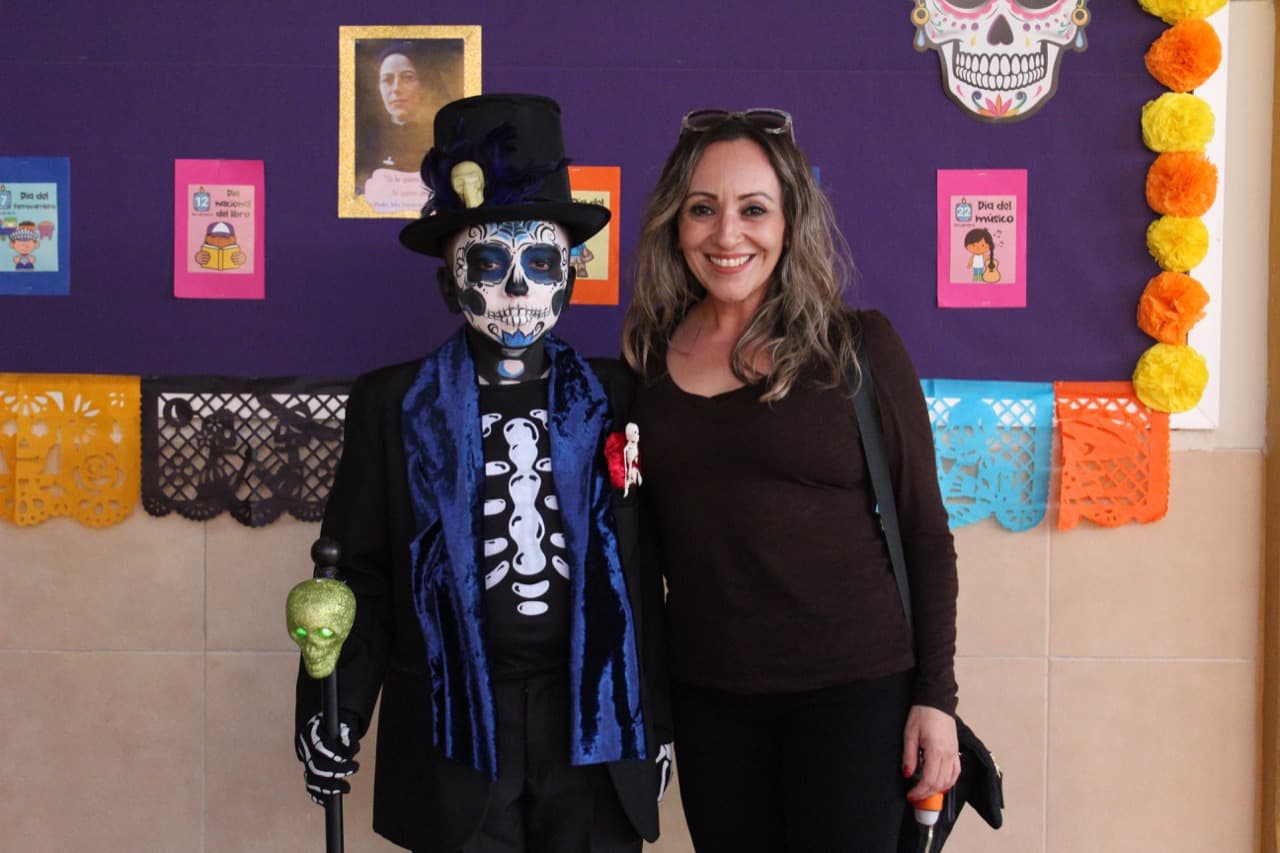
[338,25,481,219]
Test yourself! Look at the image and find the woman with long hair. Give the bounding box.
[622,109,960,852]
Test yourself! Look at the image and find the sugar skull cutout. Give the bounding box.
[911,0,1090,122]
[287,577,357,679]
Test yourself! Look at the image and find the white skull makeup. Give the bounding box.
[450,220,572,350]
[911,0,1090,122]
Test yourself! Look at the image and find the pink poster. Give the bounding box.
[173,159,265,299]
[936,169,1027,309]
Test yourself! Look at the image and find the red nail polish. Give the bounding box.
[902,765,911,778]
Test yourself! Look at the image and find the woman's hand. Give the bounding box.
[902,704,960,801]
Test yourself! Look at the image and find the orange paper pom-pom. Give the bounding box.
[1145,152,1218,217]
[1137,271,1209,343]
[1145,19,1222,92]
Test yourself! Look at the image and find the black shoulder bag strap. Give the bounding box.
[848,337,914,638]
[851,336,938,853]
[851,338,1006,851]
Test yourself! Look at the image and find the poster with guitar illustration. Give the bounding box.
[937,169,1027,309]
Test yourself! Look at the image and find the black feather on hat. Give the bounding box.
[399,93,610,257]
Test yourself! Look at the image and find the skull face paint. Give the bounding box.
[286,578,357,679]
[450,220,571,350]
[912,0,1090,122]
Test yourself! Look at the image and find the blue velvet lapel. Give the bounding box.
[401,329,645,780]
[545,337,647,766]
[401,329,496,777]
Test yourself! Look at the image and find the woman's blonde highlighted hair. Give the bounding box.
[621,116,860,402]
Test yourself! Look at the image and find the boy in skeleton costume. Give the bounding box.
[294,94,672,853]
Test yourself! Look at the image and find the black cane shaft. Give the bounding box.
[323,671,344,853]
[325,795,343,853]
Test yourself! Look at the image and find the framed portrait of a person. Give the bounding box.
[338,25,481,219]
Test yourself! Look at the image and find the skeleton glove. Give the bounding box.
[295,711,360,804]
[655,742,674,803]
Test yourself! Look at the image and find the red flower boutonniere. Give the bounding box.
[604,422,643,496]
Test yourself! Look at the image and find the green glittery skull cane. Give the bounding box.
[288,577,356,679]
[287,537,355,853]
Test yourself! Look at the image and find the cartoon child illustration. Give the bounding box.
[569,242,595,278]
[10,222,40,270]
[194,220,247,271]
[963,227,998,283]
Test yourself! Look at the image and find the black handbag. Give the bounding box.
[911,716,1004,851]
[848,340,1005,853]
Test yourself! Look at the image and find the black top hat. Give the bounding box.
[399,93,610,257]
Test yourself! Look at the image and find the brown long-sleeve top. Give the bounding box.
[631,310,958,713]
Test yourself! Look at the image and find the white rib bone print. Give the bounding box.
[481,412,565,617]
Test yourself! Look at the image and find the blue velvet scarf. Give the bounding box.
[401,329,646,779]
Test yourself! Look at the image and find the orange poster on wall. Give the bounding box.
[567,166,620,306]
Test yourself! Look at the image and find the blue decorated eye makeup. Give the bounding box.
[465,244,512,284]
[521,245,564,284]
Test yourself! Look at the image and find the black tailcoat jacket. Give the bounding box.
[295,333,671,853]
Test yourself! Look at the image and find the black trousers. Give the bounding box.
[453,671,641,853]
[671,671,913,853]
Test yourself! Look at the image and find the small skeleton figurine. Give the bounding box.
[623,422,642,497]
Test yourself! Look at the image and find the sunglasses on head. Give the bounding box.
[680,108,794,140]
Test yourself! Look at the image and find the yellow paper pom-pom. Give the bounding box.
[1145,18,1222,92]
[1147,215,1209,272]
[1132,343,1209,413]
[1146,151,1218,217]
[1137,271,1209,343]
[1142,93,1215,153]
[1137,0,1227,25]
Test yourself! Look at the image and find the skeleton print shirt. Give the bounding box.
[478,380,571,679]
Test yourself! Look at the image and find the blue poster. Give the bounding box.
[0,157,70,296]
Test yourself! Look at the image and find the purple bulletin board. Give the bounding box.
[1,1,1164,382]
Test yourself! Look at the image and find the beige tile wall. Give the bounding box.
[946,450,1263,853]
[0,448,1261,852]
